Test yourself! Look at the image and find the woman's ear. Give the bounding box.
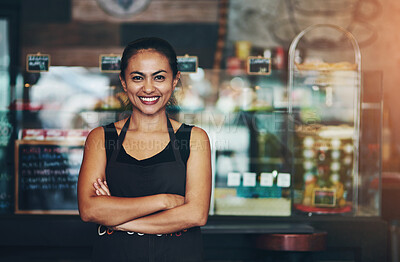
[119,74,127,92]
[172,71,181,91]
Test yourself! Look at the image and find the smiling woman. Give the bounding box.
[77,37,212,262]
[120,49,179,116]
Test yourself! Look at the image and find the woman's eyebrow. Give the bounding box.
[129,70,167,76]
[152,70,167,76]
[129,71,144,76]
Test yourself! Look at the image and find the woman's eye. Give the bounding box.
[132,76,143,81]
[154,75,165,81]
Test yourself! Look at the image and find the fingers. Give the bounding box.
[97,179,111,196]
[93,182,106,196]
[93,178,111,196]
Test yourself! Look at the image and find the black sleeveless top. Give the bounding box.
[103,122,193,168]
[92,118,203,262]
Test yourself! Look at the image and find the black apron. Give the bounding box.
[92,115,203,262]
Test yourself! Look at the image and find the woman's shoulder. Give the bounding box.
[190,126,209,142]
[87,126,104,138]
[84,126,105,147]
[187,126,210,153]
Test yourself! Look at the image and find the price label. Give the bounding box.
[247,56,271,75]
[260,172,274,187]
[243,172,256,187]
[227,172,241,187]
[277,173,291,188]
[312,188,336,207]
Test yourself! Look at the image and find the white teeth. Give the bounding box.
[140,97,158,102]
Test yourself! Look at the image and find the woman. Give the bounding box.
[78,37,212,262]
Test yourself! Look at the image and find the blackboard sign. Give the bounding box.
[312,188,336,207]
[26,54,50,72]
[100,55,121,73]
[247,56,271,75]
[177,55,198,73]
[15,140,84,214]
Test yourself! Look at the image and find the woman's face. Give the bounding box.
[120,50,180,116]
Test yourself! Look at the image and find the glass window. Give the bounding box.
[0,18,10,110]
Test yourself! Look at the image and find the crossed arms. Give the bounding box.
[77,125,212,234]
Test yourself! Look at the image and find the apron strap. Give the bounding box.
[166,115,184,166]
[110,114,184,166]
[110,116,131,163]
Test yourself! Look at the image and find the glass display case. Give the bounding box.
[1,25,381,217]
[287,24,380,216]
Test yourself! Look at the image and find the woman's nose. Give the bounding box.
[142,79,155,93]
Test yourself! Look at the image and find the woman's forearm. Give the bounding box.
[113,203,208,234]
[79,194,182,226]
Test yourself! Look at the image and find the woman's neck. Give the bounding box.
[129,109,168,133]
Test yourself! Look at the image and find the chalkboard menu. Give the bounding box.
[100,55,121,73]
[26,54,50,72]
[15,140,84,214]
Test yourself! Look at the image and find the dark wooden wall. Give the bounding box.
[20,0,219,68]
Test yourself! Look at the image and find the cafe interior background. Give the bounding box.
[1,0,400,261]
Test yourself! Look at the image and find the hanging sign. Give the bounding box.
[177,55,198,74]
[247,56,271,75]
[99,55,121,73]
[26,53,51,72]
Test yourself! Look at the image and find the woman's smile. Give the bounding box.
[139,96,160,105]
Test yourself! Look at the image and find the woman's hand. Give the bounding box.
[93,178,110,196]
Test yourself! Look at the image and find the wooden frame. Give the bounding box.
[15,140,84,215]
[26,53,51,73]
